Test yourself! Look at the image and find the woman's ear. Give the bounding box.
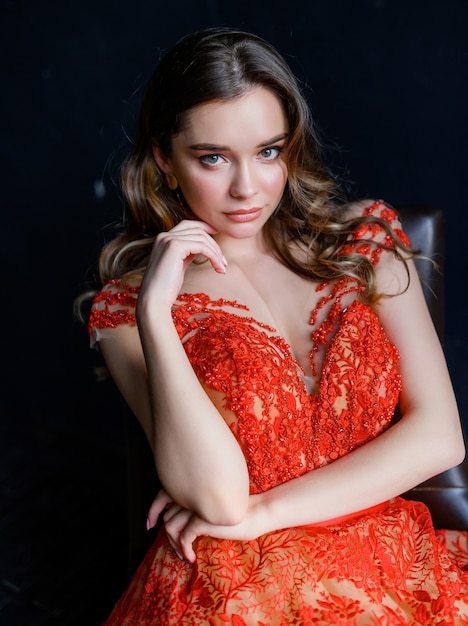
[152,144,172,174]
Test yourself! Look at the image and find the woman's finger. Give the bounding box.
[163,507,195,561]
[169,219,217,235]
[155,228,227,274]
[164,507,193,538]
[147,489,174,530]
[178,515,204,563]
[162,502,184,524]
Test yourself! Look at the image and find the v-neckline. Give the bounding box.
[174,292,373,399]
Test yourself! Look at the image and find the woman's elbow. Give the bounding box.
[432,423,466,474]
[204,461,250,525]
[199,484,250,526]
[185,459,249,524]
[448,435,466,468]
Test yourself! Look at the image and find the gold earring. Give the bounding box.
[165,173,178,190]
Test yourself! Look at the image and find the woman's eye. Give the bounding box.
[259,147,281,160]
[200,154,222,166]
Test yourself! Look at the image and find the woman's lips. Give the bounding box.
[225,207,263,223]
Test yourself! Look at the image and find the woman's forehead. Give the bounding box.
[175,88,288,147]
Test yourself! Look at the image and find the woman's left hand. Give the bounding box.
[147,489,266,563]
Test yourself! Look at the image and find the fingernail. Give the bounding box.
[222,255,228,266]
[146,518,151,531]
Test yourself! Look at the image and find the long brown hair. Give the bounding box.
[91,28,412,303]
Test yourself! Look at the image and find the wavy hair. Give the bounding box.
[88,28,413,305]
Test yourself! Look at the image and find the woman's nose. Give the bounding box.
[229,162,257,199]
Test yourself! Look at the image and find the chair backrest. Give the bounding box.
[398,206,468,530]
[398,206,445,340]
[124,205,468,575]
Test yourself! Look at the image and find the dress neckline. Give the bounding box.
[174,291,381,399]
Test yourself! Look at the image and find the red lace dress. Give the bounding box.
[90,202,468,625]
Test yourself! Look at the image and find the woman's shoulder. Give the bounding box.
[342,198,401,225]
[88,278,141,344]
[339,199,411,266]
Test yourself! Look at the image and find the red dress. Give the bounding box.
[90,202,468,625]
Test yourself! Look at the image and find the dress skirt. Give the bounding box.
[103,497,468,625]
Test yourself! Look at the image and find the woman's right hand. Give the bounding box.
[139,220,228,310]
[147,489,267,563]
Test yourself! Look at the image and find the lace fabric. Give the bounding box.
[90,201,468,624]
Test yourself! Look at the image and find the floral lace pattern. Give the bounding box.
[91,201,468,624]
[168,294,401,494]
[104,500,468,625]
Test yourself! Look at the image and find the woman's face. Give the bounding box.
[153,87,289,242]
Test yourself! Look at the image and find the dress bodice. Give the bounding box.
[89,200,408,494]
[167,293,401,493]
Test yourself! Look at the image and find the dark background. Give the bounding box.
[1,0,467,623]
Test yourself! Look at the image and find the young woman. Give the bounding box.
[86,28,468,625]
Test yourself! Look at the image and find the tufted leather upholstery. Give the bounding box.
[398,206,468,531]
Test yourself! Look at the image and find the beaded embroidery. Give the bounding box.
[89,200,406,492]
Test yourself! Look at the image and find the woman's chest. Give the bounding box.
[181,257,326,376]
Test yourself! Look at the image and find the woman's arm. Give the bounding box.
[261,255,464,526]
[154,251,464,561]
[99,221,249,525]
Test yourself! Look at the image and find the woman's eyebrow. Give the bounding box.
[189,143,229,151]
[188,133,289,152]
[256,133,289,148]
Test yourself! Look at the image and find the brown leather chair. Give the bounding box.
[123,205,468,575]
[398,206,468,530]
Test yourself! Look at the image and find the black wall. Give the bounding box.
[1,0,467,620]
